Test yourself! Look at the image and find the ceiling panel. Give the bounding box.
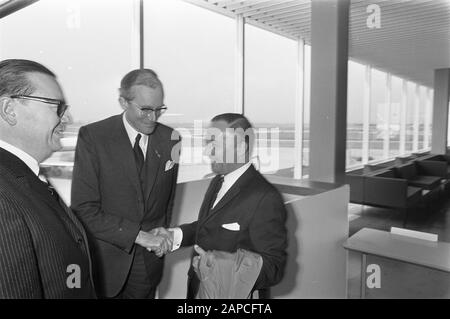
[184,0,450,88]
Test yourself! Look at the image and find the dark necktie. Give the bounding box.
[133,134,145,174]
[206,174,224,213]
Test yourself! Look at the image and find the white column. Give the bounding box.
[412,84,420,152]
[234,14,245,114]
[383,73,392,159]
[362,65,371,164]
[294,39,305,179]
[399,80,407,156]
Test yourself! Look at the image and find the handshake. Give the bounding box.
[135,227,173,258]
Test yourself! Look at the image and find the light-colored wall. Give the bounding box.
[159,179,349,299]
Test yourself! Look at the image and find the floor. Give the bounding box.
[346,194,450,298]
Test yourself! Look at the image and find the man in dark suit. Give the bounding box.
[155,113,287,298]
[0,59,95,298]
[71,69,180,299]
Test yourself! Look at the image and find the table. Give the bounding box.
[343,228,450,298]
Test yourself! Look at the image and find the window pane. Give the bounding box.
[369,69,387,162]
[144,0,235,182]
[244,24,297,177]
[418,86,426,150]
[347,60,366,168]
[406,82,416,152]
[389,76,403,158]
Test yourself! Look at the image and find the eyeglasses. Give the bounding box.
[10,95,69,118]
[127,100,167,117]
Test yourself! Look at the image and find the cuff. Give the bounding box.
[169,227,183,251]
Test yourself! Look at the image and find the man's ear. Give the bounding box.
[118,97,128,111]
[0,97,17,126]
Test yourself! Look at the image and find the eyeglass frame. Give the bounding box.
[126,100,167,117]
[10,95,69,118]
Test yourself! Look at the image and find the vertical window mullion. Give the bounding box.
[362,65,371,164]
[294,39,305,179]
[413,84,420,152]
[383,73,392,159]
[400,80,407,156]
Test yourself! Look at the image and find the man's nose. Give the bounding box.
[60,110,71,125]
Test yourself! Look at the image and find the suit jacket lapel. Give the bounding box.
[199,185,241,227]
[199,165,256,227]
[110,115,142,196]
[143,127,162,203]
[24,174,66,217]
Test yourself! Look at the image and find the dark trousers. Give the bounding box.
[186,274,199,299]
[117,246,157,299]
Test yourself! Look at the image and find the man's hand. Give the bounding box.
[149,227,174,257]
[192,245,208,278]
[135,230,172,257]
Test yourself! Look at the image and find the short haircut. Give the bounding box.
[119,68,164,100]
[211,113,255,154]
[0,59,56,97]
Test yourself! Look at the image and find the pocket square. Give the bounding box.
[165,160,175,171]
[222,222,240,231]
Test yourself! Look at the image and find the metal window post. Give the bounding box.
[294,38,305,179]
[399,80,407,156]
[383,73,392,159]
[413,84,420,152]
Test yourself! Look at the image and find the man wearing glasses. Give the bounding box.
[0,59,95,298]
[71,69,180,299]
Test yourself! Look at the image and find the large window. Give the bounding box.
[0,0,137,175]
[244,24,297,177]
[0,0,137,124]
[144,0,235,182]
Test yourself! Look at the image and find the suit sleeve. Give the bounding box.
[71,126,140,253]
[0,196,43,298]
[249,190,287,290]
[179,221,198,247]
[165,135,181,227]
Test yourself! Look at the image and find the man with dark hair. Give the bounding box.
[155,113,287,298]
[71,68,180,298]
[0,59,95,298]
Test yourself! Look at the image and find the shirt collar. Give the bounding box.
[122,112,148,146]
[0,139,40,176]
[222,161,252,188]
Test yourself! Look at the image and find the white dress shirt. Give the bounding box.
[122,113,148,159]
[171,162,253,251]
[0,139,40,177]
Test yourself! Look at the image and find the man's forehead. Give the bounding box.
[27,72,64,99]
[130,85,163,99]
[206,120,245,140]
